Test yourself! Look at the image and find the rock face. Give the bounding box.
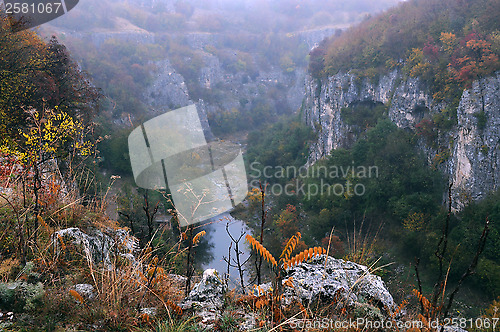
[52,227,139,267]
[144,55,309,124]
[144,59,191,110]
[110,29,334,130]
[67,27,336,130]
[303,70,500,210]
[179,269,226,327]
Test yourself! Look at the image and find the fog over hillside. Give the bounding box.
[37,0,402,156]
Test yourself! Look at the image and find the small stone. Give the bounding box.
[140,307,157,317]
[73,284,95,300]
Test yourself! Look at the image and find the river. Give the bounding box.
[201,212,251,289]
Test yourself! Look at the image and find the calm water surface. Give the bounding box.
[201,212,251,288]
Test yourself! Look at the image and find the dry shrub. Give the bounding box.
[0,258,19,282]
[74,245,184,331]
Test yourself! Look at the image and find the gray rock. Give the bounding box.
[238,312,258,331]
[144,59,191,111]
[179,269,226,328]
[199,53,224,88]
[269,255,395,315]
[168,274,187,284]
[72,284,95,301]
[182,257,396,329]
[52,227,139,267]
[139,307,157,317]
[449,75,500,210]
[180,269,225,309]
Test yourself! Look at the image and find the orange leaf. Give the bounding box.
[69,289,84,303]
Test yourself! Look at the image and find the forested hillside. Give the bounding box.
[311,0,500,104]
[244,0,500,324]
[274,0,500,316]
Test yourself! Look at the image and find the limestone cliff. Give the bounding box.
[303,71,500,210]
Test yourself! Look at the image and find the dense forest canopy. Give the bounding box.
[310,0,500,103]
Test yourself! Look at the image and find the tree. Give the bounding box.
[308,45,326,78]
[0,18,99,141]
[0,107,93,249]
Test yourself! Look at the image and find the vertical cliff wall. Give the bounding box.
[303,71,500,210]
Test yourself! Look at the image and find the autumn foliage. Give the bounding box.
[315,0,500,103]
[0,17,99,142]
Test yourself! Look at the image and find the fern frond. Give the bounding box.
[166,299,183,315]
[246,234,277,267]
[255,297,269,309]
[393,300,408,316]
[57,234,66,250]
[285,247,325,269]
[140,312,150,323]
[279,232,301,261]
[413,289,434,317]
[297,301,309,318]
[192,230,206,245]
[284,277,294,289]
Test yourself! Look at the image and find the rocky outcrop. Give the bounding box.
[182,256,395,329]
[304,70,425,161]
[449,76,500,209]
[144,59,191,110]
[65,23,337,124]
[134,28,338,133]
[262,255,395,316]
[52,227,139,267]
[303,70,500,210]
[179,269,226,328]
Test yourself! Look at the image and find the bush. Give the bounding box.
[341,101,387,129]
[474,110,488,130]
[0,281,44,312]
